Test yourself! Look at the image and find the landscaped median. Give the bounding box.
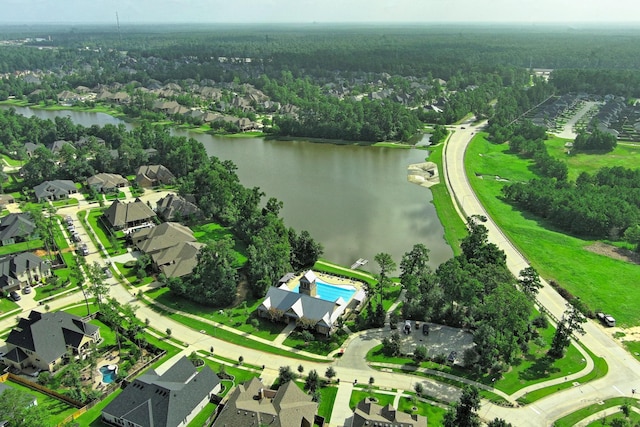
[138,288,331,363]
[552,396,640,427]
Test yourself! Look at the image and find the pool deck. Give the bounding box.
[284,271,363,291]
[83,349,120,391]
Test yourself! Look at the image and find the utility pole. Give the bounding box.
[116,11,122,44]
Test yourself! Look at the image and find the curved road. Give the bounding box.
[443,123,640,425]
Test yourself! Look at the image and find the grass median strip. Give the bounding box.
[138,295,329,363]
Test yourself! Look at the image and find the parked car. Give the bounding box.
[65,216,73,224]
[403,320,412,334]
[422,323,430,335]
[22,286,32,294]
[72,233,81,242]
[447,351,458,363]
[103,267,113,278]
[78,244,89,256]
[9,290,21,301]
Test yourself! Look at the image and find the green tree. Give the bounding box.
[444,386,481,427]
[374,252,396,305]
[549,304,587,358]
[518,266,542,299]
[86,261,109,310]
[487,418,513,427]
[277,365,296,386]
[381,332,401,357]
[624,224,640,252]
[305,369,320,392]
[325,366,336,383]
[413,345,428,364]
[0,388,49,427]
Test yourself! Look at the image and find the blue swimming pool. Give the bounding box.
[292,280,356,303]
[99,365,117,384]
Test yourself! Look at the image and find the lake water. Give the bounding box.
[3,106,453,270]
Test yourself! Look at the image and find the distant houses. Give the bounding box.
[102,356,220,427]
[3,310,100,373]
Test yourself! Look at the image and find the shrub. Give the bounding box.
[532,314,549,329]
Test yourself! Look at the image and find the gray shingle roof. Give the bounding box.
[259,287,343,329]
[0,252,50,291]
[133,222,195,255]
[102,356,220,427]
[33,180,77,202]
[352,399,427,427]
[5,311,98,366]
[212,379,317,427]
[103,199,156,229]
[87,173,128,192]
[155,194,202,221]
[0,213,35,242]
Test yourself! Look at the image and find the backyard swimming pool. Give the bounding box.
[99,364,118,384]
[292,280,356,303]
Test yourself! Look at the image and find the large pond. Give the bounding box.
[4,106,453,270]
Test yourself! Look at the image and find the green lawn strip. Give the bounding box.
[428,143,466,255]
[349,389,396,409]
[3,379,77,426]
[586,411,640,426]
[85,208,126,255]
[74,387,123,427]
[313,259,376,285]
[114,262,137,283]
[186,402,217,427]
[104,191,126,201]
[623,340,640,362]
[198,355,260,384]
[139,292,328,363]
[0,239,44,255]
[396,392,448,426]
[145,286,285,341]
[2,154,24,167]
[466,134,640,326]
[192,222,248,267]
[196,350,262,371]
[518,346,608,404]
[52,198,79,208]
[282,329,349,356]
[553,397,639,427]
[0,298,19,315]
[78,210,103,253]
[316,386,338,421]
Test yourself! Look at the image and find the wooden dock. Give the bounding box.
[350,258,368,269]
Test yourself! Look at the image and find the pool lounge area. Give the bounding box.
[291,280,357,303]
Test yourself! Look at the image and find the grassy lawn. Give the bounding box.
[317,386,338,421]
[2,154,24,167]
[84,209,126,256]
[105,191,126,201]
[349,389,396,409]
[587,411,640,426]
[0,297,19,315]
[146,286,285,341]
[186,403,216,427]
[428,143,467,256]
[0,239,44,255]
[553,397,639,427]
[545,136,640,181]
[396,393,447,426]
[199,356,260,384]
[142,288,326,362]
[74,388,123,427]
[191,222,248,267]
[2,379,78,426]
[623,340,640,362]
[466,133,640,326]
[283,329,349,356]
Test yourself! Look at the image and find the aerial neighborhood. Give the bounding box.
[0,19,639,427]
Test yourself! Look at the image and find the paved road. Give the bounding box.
[443,123,640,425]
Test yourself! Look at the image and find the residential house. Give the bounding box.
[155,193,202,222]
[212,378,317,427]
[102,356,220,427]
[130,222,204,278]
[0,213,36,246]
[48,140,74,154]
[87,173,129,193]
[23,142,42,157]
[3,310,100,372]
[103,199,157,231]
[0,252,51,293]
[33,180,78,203]
[351,399,427,427]
[0,194,16,209]
[135,165,176,188]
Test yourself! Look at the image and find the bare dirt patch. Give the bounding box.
[584,242,640,265]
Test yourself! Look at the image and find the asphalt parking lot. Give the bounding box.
[394,321,475,365]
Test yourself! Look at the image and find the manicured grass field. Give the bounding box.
[428,142,467,255]
[396,393,447,426]
[191,222,248,267]
[0,239,44,256]
[85,208,126,255]
[317,386,339,421]
[465,134,640,326]
[73,388,123,427]
[545,136,640,181]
